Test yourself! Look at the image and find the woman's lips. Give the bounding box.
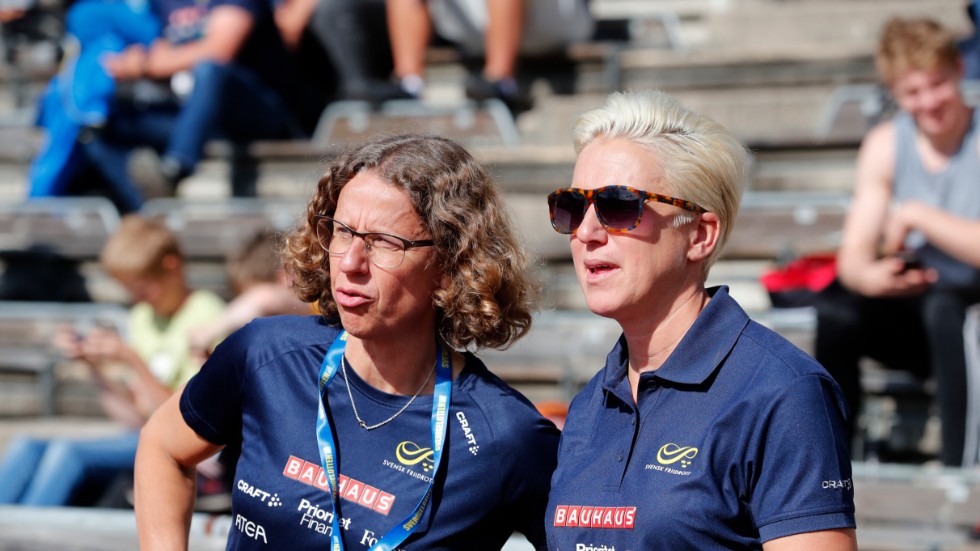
[583,260,618,281]
[334,288,372,308]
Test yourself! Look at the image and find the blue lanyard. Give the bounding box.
[315,330,452,551]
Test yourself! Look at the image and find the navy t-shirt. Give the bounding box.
[152,0,294,95]
[546,286,855,550]
[181,315,560,550]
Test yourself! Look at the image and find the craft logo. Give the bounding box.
[282,455,395,515]
[237,479,282,507]
[822,478,852,490]
[455,411,480,455]
[553,506,636,529]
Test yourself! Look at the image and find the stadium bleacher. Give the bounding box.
[1,1,979,548]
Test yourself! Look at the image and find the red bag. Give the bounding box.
[760,254,837,308]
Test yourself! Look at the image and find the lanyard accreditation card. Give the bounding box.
[315,330,452,551]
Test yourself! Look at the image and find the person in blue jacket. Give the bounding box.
[133,133,559,550]
[544,90,856,550]
[83,0,310,208]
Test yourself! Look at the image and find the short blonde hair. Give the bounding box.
[876,17,960,86]
[100,215,182,279]
[284,134,537,351]
[573,90,749,278]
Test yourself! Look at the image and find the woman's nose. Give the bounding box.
[339,237,371,272]
[574,204,608,244]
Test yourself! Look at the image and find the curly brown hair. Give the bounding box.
[284,134,537,351]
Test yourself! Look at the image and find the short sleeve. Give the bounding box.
[749,374,856,541]
[504,414,560,549]
[179,324,251,446]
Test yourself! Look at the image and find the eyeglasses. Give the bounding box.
[314,215,434,269]
[547,185,707,235]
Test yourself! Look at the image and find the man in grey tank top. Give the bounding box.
[816,17,980,468]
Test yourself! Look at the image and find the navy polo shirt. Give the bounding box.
[181,315,559,550]
[546,286,855,550]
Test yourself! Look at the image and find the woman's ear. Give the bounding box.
[438,272,452,293]
[687,211,720,263]
[161,253,182,272]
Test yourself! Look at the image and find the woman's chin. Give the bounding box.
[583,297,623,321]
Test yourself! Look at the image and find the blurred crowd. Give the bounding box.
[2,0,980,535]
[2,0,594,213]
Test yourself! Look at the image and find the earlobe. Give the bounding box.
[688,212,720,262]
[161,253,181,272]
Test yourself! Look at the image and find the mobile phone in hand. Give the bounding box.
[895,250,923,273]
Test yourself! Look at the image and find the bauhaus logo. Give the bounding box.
[282,455,395,515]
[553,506,636,529]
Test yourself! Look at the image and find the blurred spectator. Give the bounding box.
[385,0,593,111]
[815,17,980,466]
[959,1,980,79]
[26,0,159,213]
[0,215,225,505]
[102,0,317,201]
[188,228,308,361]
[27,0,315,212]
[274,0,405,103]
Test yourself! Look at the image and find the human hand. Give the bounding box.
[77,326,129,365]
[142,39,180,78]
[103,44,147,80]
[861,255,936,297]
[52,325,85,359]
[188,327,215,365]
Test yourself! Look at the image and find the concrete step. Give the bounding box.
[0,135,858,205]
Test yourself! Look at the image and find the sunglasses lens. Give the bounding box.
[596,187,642,230]
[549,191,586,234]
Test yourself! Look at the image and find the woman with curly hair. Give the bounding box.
[134,134,559,550]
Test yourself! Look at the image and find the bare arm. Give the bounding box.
[763,528,857,551]
[189,282,307,355]
[146,6,254,77]
[55,326,174,422]
[883,200,980,268]
[135,392,223,551]
[104,5,254,80]
[274,0,317,50]
[837,122,935,296]
[0,8,26,22]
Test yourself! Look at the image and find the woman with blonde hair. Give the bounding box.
[545,90,856,549]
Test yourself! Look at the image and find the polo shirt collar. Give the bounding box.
[600,286,748,398]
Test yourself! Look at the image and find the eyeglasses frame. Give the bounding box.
[547,185,707,235]
[314,215,435,268]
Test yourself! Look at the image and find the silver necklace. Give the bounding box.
[341,355,435,431]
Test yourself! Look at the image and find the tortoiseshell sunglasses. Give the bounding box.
[547,185,707,234]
